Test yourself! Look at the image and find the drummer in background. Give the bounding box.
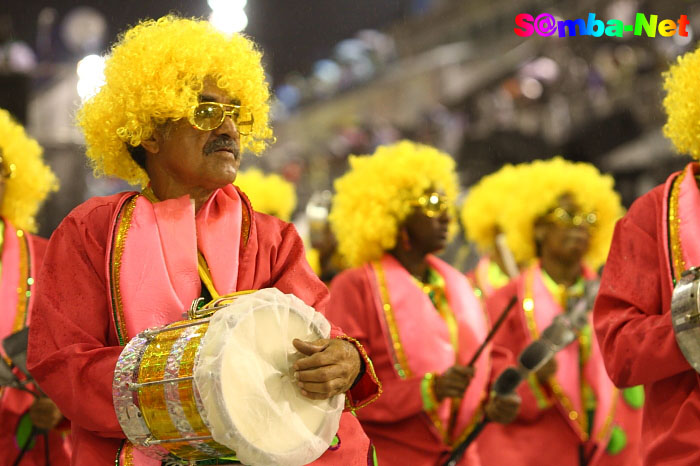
[0,109,69,465]
[26,16,380,466]
[326,140,520,465]
[594,45,700,465]
[478,157,642,466]
[461,164,526,299]
[233,168,297,222]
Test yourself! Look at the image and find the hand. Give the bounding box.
[485,392,520,424]
[433,365,475,402]
[29,397,63,431]
[293,338,361,400]
[535,358,557,383]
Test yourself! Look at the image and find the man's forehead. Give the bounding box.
[198,83,239,104]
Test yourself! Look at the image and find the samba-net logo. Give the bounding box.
[515,13,689,38]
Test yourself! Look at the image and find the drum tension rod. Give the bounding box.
[143,434,213,446]
[142,320,211,340]
[128,376,194,390]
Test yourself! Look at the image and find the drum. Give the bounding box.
[113,288,344,466]
[671,267,700,373]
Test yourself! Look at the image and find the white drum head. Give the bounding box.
[194,288,344,466]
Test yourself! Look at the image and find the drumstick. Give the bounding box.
[447,295,518,437]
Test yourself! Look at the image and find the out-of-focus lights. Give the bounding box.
[520,77,543,99]
[208,0,248,34]
[76,54,106,101]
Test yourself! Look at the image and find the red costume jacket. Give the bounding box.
[26,190,379,466]
[0,220,71,466]
[594,165,700,465]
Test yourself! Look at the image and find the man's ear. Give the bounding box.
[140,134,159,155]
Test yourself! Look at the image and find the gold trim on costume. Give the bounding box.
[197,252,221,299]
[669,169,687,280]
[371,261,412,378]
[335,335,383,411]
[111,196,139,345]
[523,267,589,441]
[12,230,30,332]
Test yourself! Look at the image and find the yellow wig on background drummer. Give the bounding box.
[498,157,623,269]
[235,168,297,221]
[330,140,458,268]
[663,44,700,159]
[77,15,274,187]
[0,109,58,232]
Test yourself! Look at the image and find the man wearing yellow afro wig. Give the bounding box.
[0,108,68,465]
[326,140,520,465]
[27,16,380,466]
[594,46,700,465]
[476,157,643,466]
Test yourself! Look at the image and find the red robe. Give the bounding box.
[327,258,494,466]
[26,191,379,466]
[478,268,641,466]
[593,180,700,465]
[0,223,71,466]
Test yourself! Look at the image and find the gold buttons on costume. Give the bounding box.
[569,411,578,421]
[523,298,534,311]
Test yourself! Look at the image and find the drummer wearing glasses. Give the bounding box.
[27,16,380,466]
[326,141,521,465]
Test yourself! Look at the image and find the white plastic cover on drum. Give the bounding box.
[194,288,344,466]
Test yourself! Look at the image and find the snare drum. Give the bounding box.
[113,288,344,466]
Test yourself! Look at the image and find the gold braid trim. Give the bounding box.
[371,261,412,378]
[335,335,383,411]
[669,169,687,281]
[12,229,29,332]
[111,196,139,345]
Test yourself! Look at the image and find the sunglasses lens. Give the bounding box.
[193,103,224,130]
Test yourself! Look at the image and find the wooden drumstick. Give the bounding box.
[447,295,518,437]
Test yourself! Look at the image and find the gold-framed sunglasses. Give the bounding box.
[545,207,597,228]
[188,101,254,135]
[410,192,450,218]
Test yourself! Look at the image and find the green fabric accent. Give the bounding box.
[606,425,628,455]
[487,260,510,288]
[330,435,339,447]
[15,413,36,451]
[527,373,550,409]
[540,268,585,298]
[372,444,379,466]
[420,373,436,411]
[622,386,645,409]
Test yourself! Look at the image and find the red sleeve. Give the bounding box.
[593,186,691,387]
[268,222,380,408]
[327,269,423,423]
[486,281,552,421]
[27,200,126,439]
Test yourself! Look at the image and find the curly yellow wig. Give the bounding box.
[77,15,274,187]
[499,157,623,269]
[235,168,297,221]
[663,46,700,159]
[330,140,458,268]
[0,109,58,233]
[461,163,526,253]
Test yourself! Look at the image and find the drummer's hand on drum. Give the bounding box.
[292,338,361,400]
[29,397,63,431]
[433,365,475,402]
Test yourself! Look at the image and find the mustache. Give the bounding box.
[204,136,239,156]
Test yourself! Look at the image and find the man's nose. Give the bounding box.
[214,113,240,141]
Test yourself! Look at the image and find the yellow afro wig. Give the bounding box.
[0,109,58,233]
[77,15,274,187]
[499,157,623,269]
[330,140,458,268]
[461,163,526,253]
[235,168,297,221]
[663,46,700,159]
